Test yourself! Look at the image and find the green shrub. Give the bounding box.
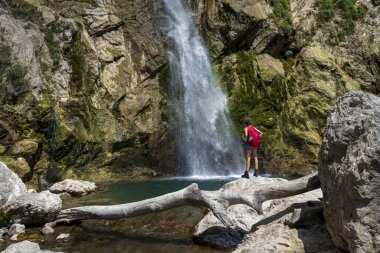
[0,45,12,73]
[372,0,380,6]
[269,0,293,35]
[0,0,40,23]
[44,22,62,71]
[315,0,368,38]
[8,64,28,91]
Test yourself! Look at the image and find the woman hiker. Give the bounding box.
[241,117,263,179]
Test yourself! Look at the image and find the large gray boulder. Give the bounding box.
[0,162,27,207]
[3,191,61,225]
[0,163,61,226]
[319,91,380,252]
[0,240,62,253]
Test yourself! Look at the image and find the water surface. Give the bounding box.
[1,178,235,253]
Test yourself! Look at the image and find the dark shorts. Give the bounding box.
[245,143,259,151]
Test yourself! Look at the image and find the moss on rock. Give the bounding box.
[0,156,30,180]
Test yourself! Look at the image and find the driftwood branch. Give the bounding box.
[55,172,320,231]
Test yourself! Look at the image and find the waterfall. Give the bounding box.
[162,0,244,176]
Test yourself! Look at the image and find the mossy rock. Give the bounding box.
[0,156,30,179]
[223,0,272,20]
[125,167,161,180]
[34,152,49,174]
[80,166,116,183]
[256,54,285,82]
[0,144,6,154]
[9,139,39,161]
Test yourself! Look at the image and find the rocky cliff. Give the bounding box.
[0,0,379,184]
[0,0,168,186]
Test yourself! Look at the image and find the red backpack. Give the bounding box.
[247,125,261,148]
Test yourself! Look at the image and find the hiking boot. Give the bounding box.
[253,170,259,177]
[241,171,249,179]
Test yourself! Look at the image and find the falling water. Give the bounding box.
[162,0,244,176]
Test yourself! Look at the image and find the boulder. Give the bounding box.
[8,224,25,237]
[0,163,62,226]
[0,162,27,207]
[49,179,96,196]
[0,157,30,180]
[0,240,63,253]
[193,204,258,248]
[40,225,54,236]
[8,139,39,162]
[319,91,380,252]
[3,191,61,225]
[193,176,335,251]
[1,240,39,253]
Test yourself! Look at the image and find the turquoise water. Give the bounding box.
[1,178,235,253]
[63,177,235,208]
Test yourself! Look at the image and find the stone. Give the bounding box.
[193,204,258,248]
[3,191,62,225]
[193,176,335,251]
[256,53,285,79]
[9,139,39,161]
[0,144,6,154]
[28,189,37,194]
[49,179,96,196]
[33,152,49,175]
[8,224,25,236]
[319,91,380,253]
[0,240,63,253]
[222,0,272,20]
[0,228,6,237]
[0,162,27,207]
[0,13,43,99]
[125,167,161,180]
[1,163,61,226]
[10,234,19,241]
[56,233,70,242]
[232,189,336,252]
[1,241,39,252]
[40,225,54,235]
[0,227,8,235]
[0,157,31,179]
[58,192,71,200]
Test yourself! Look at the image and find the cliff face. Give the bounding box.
[0,0,169,185]
[193,0,380,175]
[0,0,379,184]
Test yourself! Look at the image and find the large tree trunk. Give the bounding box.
[55,173,320,232]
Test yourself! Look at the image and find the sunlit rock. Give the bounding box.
[49,179,97,196]
[319,91,380,252]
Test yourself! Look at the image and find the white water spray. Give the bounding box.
[162,0,244,176]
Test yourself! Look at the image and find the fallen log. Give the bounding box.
[54,172,320,232]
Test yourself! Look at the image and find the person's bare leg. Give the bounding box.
[246,150,251,172]
[252,148,259,176]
